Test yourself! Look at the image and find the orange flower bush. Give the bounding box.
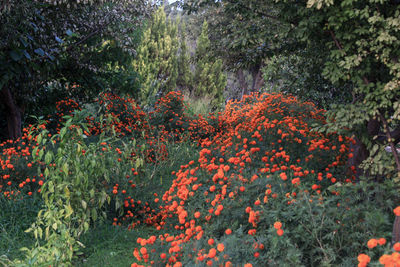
[128,92,396,266]
[1,91,398,266]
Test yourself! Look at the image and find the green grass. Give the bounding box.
[75,224,157,267]
[0,195,42,261]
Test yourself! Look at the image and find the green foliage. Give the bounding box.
[75,224,158,267]
[0,0,150,139]
[193,20,226,106]
[149,91,190,139]
[0,196,42,261]
[15,111,145,265]
[262,48,353,109]
[177,20,193,91]
[291,0,400,181]
[133,7,179,106]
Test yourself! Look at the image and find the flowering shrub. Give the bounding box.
[91,92,150,138]
[149,91,190,141]
[0,91,398,266]
[130,93,397,266]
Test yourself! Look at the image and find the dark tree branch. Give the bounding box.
[379,113,400,173]
[329,30,343,50]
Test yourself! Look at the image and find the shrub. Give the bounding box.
[131,93,396,266]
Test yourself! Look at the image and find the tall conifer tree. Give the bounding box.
[177,20,192,92]
[193,20,226,105]
[133,7,178,104]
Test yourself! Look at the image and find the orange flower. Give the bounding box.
[394,242,400,252]
[225,228,232,235]
[367,239,378,249]
[139,247,147,255]
[208,248,217,258]
[357,253,370,264]
[378,238,386,245]
[277,229,284,236]
[273,221,282,230]
[394,206,400,216]
[279,172,287,180]
[217,243,225,252]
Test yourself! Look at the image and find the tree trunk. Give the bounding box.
[0,87,22,140]
[348,136,369,179]
[348,118,381,179]
[393,216,400,243]
[237,69,248,100]
[250,64,264,92]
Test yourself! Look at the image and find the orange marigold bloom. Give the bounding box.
[225,228,232,235]
[394,242,400,252]
[378,238,386,246]
[208,248,217,258]
[140,247,147,255]
[244,264,253,267]
[277,229,284,236]
[279,172,287,180]
[357,253,370,264]
[379,254,391,265]
[394,206,400,216]
[217,243,225,252]
[274,221,282,230]
[367,238,378,249]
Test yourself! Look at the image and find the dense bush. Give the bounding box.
[1,91,399,266]
[131,93,398,266]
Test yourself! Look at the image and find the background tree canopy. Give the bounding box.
[1,1,400,265]
[0,0,152,140]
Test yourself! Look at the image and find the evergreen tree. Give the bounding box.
[193,20,226,105]
[133,7,178,105]
[177,19,192,92]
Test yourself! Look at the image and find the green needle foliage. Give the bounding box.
[133,7,179,107]
[193,20,226,107]
[177,20,193,92]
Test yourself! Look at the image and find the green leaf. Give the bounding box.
[23,50,31,60]
[46,53,55,61]
[66,29,73,36]
[91,209,98,221]
[19,37,28,47]
[44,152,53,164]
[81,200,87,210]
[84,222,89,231]
[65,205,73,218]
[62,162,69,174]
[34,48,45,56]
[55,36,64,43]
[64,186,70,198]
[48,180,54,193]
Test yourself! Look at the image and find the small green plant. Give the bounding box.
[15,111,144,266]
